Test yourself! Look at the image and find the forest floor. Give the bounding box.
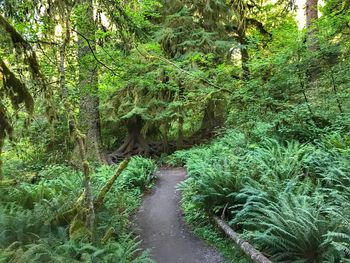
[134,167,225,263]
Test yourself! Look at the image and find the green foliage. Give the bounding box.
[0,156,156,262]
[2,0,350,262]
[236,192,341,263]
[172,127,350,262]
[118,156,157,191]
[245,139,312,181]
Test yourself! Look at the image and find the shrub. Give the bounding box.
[118,156,157,191]
[0,157,157,262]
[173,128,350,262]
[232,192,343,263]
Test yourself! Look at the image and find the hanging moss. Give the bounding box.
[0,15,36,178]
[0,101,13,179]
[0,59,34,114]
[0,14,55,122]
[0,14,41,79]
[0,14,58,177]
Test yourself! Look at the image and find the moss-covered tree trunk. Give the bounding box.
[305,0,320,83]
[200,100,224,135]
[177,113,184,149]
[108,115,149,163]
[76,0,105,163]
[0,137,3,180]
[306,0,319,31]
[238,27,250,80]
[121,115,149,155]
[191,99,224,142]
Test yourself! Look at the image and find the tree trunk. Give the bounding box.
[94,159,130,209]
[69,117,95,242]
[199,100,224,136]
[108,115,149,163]
[76,0,105,163]
[305,0,320,83]
[306,0,319,29]
[237,24,250,80]
[306,0,319,50]
[177,113,184,149]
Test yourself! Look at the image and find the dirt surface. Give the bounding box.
[134,167,225,263]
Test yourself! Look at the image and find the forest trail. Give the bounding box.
[134,167,225,263]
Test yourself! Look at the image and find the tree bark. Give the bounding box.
[306,0,319,29]
[59,8,70,99]
[108,115,149,163]
[177,113,184,149]
[305,0,320,83]
[199,100,224,137]
[70,117,96,242]
[76,0,105,164]
[238,27,250,80]
[306,0,319,50]
[230,0,250,80]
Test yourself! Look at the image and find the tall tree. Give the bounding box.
[305,0,319,51]
[306,0,319,28]
[75,0,105,163]
[231,0,250,80]
[305,0,320,84]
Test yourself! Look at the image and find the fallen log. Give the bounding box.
[213,216,272,263]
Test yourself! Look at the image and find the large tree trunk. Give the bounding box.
[192,99,224,142]
[238,27,250,80]
[305,0,320,83]
[306,0,319,29]
[306,0,319,51]
[76,0,105,163]
[108,115,149,163]
[231,0,250,81]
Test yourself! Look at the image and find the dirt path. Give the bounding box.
[134,167,225,263]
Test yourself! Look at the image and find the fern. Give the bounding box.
[232,191,344,263]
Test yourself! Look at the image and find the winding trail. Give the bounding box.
[134,167,225,263]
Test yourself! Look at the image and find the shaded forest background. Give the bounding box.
[2,0,349,168]
[0,0,350,262]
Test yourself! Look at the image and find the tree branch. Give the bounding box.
[246,18,272,37]
[135,46,232,94]
[72,28,119,76]
[94,159,130,209]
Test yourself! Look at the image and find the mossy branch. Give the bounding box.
[94,159,130,209]
[68,116,95,242]
[0,59,34,115]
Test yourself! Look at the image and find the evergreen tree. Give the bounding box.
[75,0,105,164]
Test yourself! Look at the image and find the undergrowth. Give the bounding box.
[168,124,350,263]
[0,156,157,263]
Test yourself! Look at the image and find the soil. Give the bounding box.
[134,167,225,263]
